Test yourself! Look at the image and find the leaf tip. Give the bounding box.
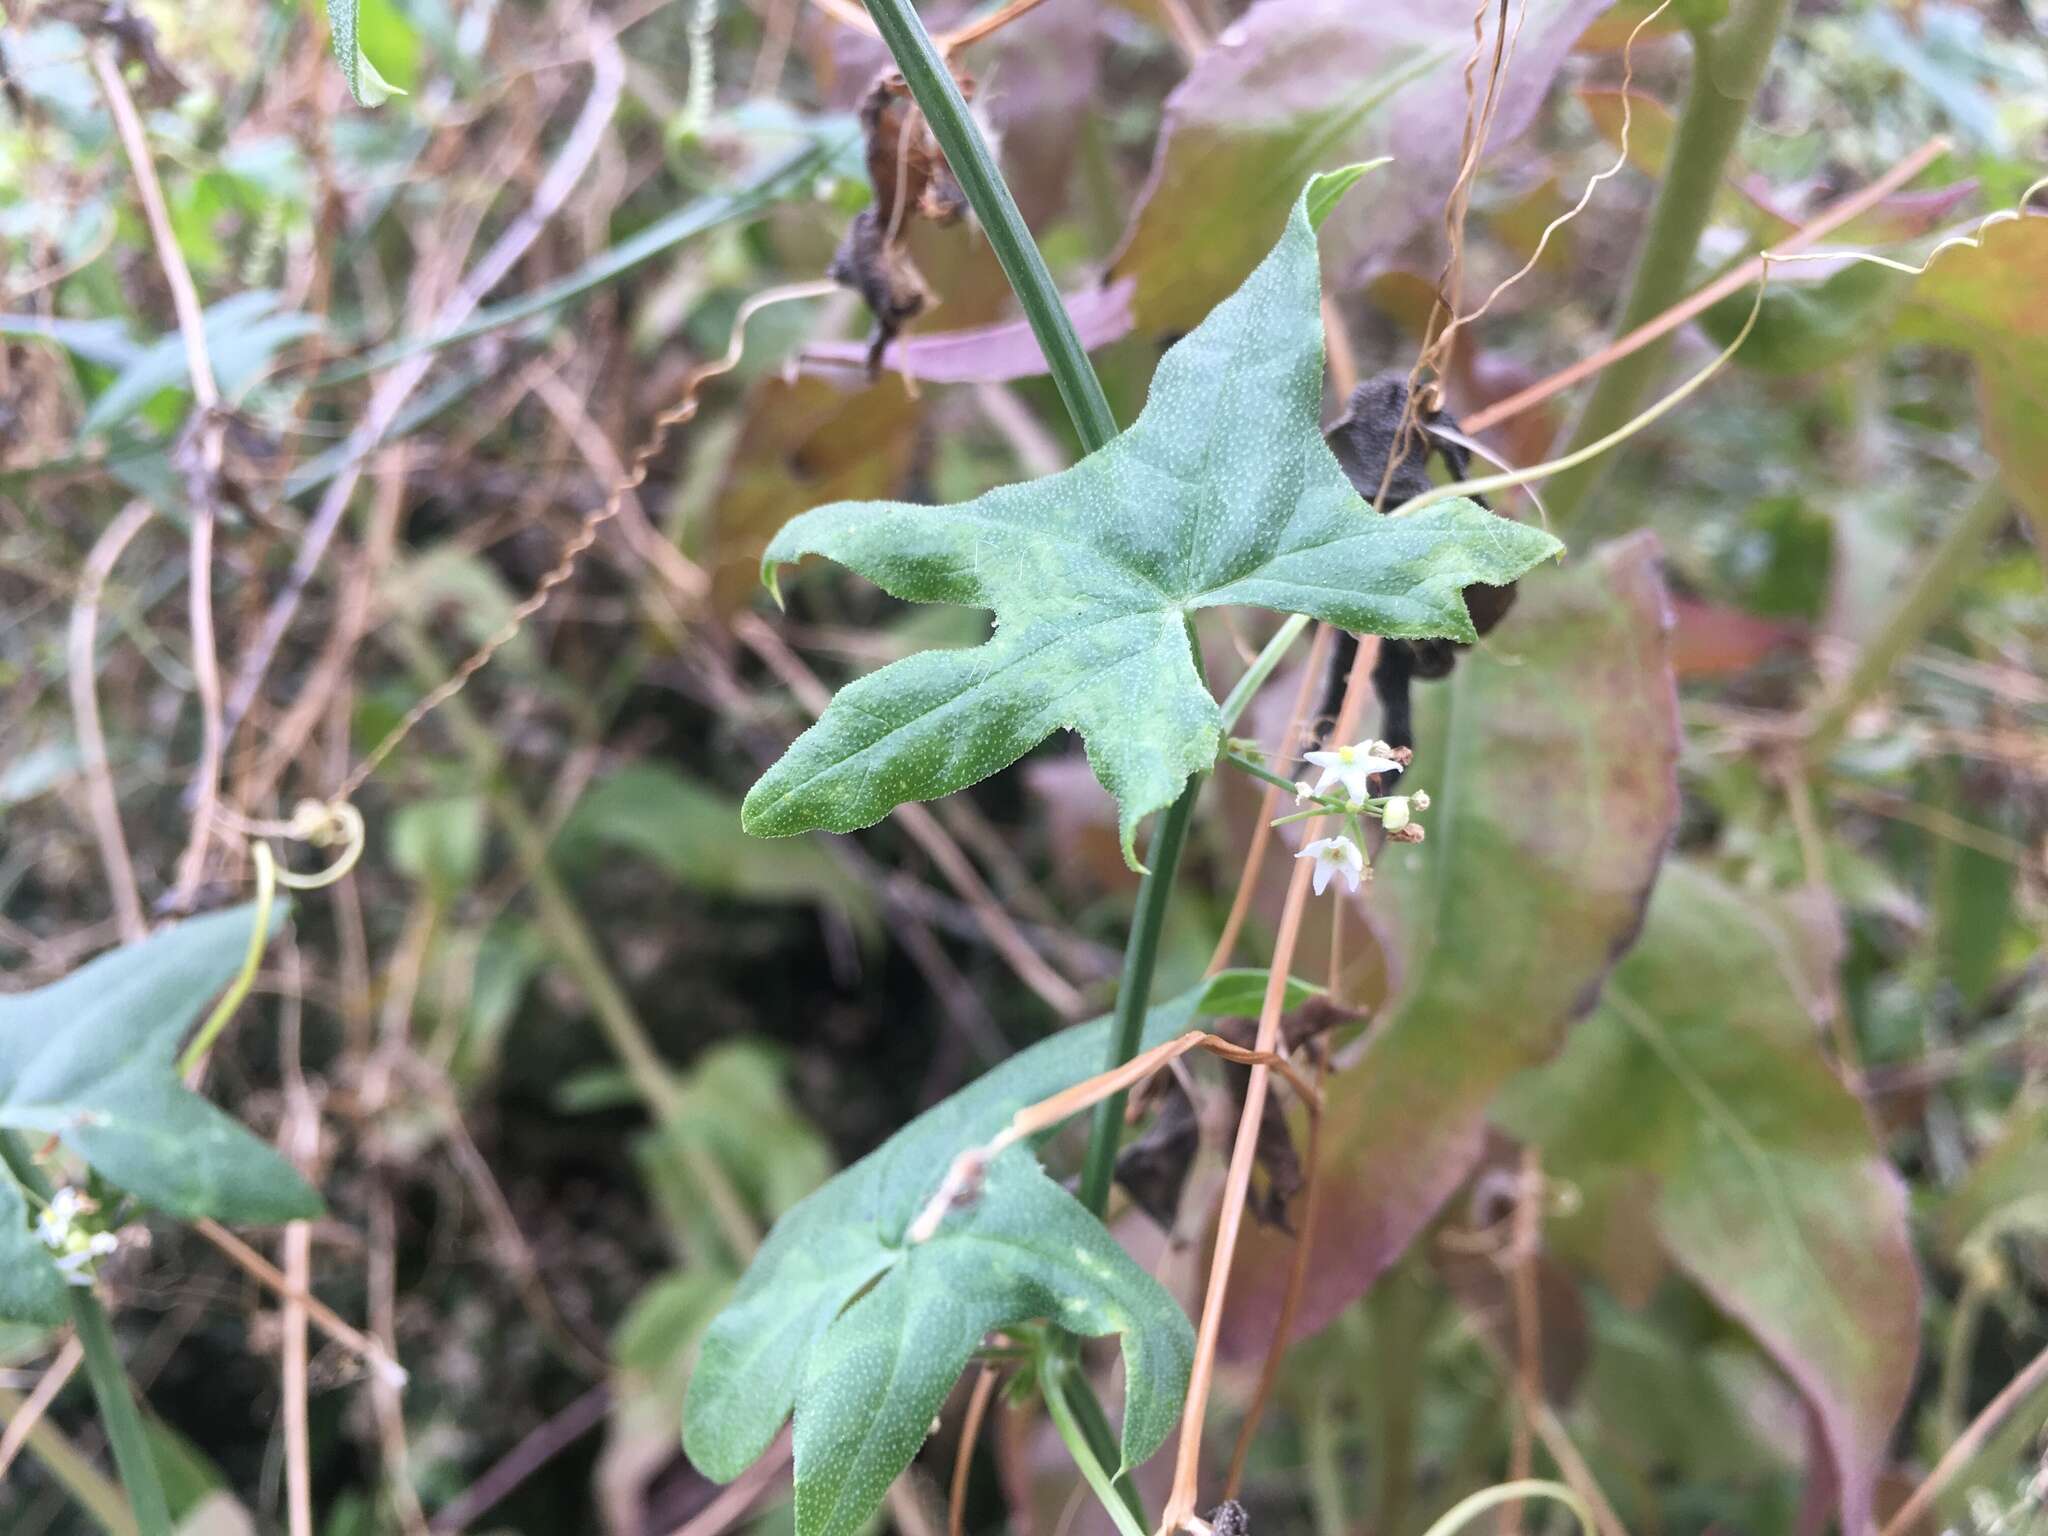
[1302,159,1390,231]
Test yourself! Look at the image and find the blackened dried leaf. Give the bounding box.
[1114,997,1361,1233]
[831,66,977,378]
[1325,372,1517,639]
[829,209,932,377]
[1322,373,1521,749]
[1115,1085,1200,1232]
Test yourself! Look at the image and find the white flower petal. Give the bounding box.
[1299,836,1364,899]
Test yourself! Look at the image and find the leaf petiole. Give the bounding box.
[1217,613,1311,732]
[1221,751,1306,798]
[176,843,276,1078]
[1039,1343,1148,1536]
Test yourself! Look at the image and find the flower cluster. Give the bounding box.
[36,1187,119,1288]
[1282,738,1434,896]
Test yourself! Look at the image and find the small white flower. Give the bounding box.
[52,1233,118,1287]
[1411,790,1431,811]
[1292,780,1315,804]
[1297,835,1365,896]
[36,1188,90,1246]
[1303,740,1402,803]
[1382,795,1411,832]
[37,1187,117,1286]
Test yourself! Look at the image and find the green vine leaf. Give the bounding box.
[682,970,1313,1536]
[326,0,406,108]
[0,905,323,1320]
[746,170,1562,866]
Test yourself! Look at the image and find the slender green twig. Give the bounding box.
[69,1295,169,1536]
[1219,613,1310,731]
[1417,1480,1594,1536]
[1221,752,1306,798]
[1542,0,1795,528]
[1041,1352,1148,1536]
[1077,785,1198,1217]
[859,0,1117,451]
[177,844,277,1077]
[0,1137,167,1536]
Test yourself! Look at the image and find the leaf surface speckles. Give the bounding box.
[746,169,1561,865]
[683,972,1312,1536]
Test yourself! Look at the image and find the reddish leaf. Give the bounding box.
[1495,862,1921,1536]
[1109,0,1614,332]
[1223,532,1681,1355]
[1668,593,1804,677]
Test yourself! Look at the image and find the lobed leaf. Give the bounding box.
[683,971,1313,1536]
[1224,533,1681,1352]
[748,171,1561,865]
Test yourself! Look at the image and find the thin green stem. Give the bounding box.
[1543,0,1795,529]
[1042,1354,1148,1536]
[1078,783,1198,1217]
[1057,1355,1146,1528]
[1305,1379,1347,1536]
[0,1136,166,1536]
[1802,479,2007,764]
[70,1293,170,1536]
[1417,1481,1593,1536]
[1221,752,1306,798]
[1218,613,1310,731]
[176,844,276,1078]
[1938,1257,1997,1447]
[859,0,1118,452]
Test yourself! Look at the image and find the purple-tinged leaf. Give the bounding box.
[1108,0,1614,332]
[1223,533,1681,1355]
[800,280,1136,385]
